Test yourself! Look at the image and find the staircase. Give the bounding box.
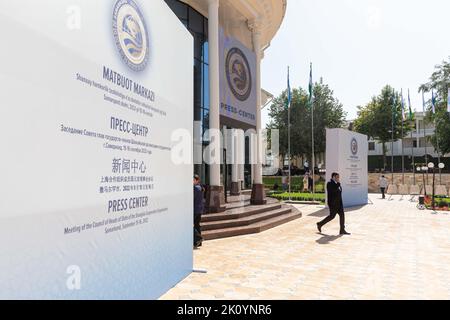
[201,194,302,241]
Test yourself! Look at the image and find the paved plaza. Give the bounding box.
[161,194,450,300]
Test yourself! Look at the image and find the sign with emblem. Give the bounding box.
[219,29,257,127]
[326,129,368,208]
[351,138,358,156]
[113,0,150,72]
[0,0,193,299]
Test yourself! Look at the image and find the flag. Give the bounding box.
[431,90,436,114]
[401,89,406,121]
[286,66,291,109]
[448,88,450,113]
[392,92,397,123]
[408,89,413,120]
[308,63,313,107]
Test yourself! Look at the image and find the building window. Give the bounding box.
[369,142,375,151]
[413,140,418,148]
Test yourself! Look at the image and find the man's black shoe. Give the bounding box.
[195,241,203,248]
[340,231,351,235]
[317,223,322,233]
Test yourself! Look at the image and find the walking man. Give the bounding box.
[317,173,350,235]
[193,174,204,248]
[379,175,388,199]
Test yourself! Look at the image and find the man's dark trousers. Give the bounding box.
[194,184,204,245]
[318,208,345,233]
[194,214,203,245]
[318,180,346,233]
[380,187,386,199]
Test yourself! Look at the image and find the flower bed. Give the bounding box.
[424,195,450,211]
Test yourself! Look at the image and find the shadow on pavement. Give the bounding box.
[307,205,367,218]
[307,208,329,218]
[316,234,343,245]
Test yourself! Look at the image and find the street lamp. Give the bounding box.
[428,162,436,210]
[417,166,425,196]
[439,163,445,185]
[427,162,446,210]
[422,166,428,195]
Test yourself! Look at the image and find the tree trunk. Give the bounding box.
[382,142,387,172]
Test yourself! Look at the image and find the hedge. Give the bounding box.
[268,192,326,203]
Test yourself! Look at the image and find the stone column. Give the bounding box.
[205,0,225,213]
[249,20,266,205]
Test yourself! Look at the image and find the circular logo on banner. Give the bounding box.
[226,47,252,101]
[113,0,149,72]
[351,138,358,155]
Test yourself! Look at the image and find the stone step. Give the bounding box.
[224,197,278,210]
[202,202,282,223]
[227,194,251,204]
[201,207,291,231]
[202,208,302,241]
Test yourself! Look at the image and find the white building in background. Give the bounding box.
[366,112,448,158]
[344,112,448,161]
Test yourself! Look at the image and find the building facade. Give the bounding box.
[347,112,450,172]
[165,0,286,211]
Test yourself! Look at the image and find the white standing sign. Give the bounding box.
[0,0,193,299]
[326,129,369,208]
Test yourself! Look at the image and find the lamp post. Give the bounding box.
[428,162,435,210]
[417,166,424,196]
[421,165,428,196]
[439,163,445,185]
[428,162,446,210]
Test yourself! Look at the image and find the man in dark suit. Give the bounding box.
[193,175,205,248]
[317,172,350,235]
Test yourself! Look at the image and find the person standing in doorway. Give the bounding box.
[317,173,351,235]
[193,174,204,248]
[304,160,310,173]
[379,175,388,199]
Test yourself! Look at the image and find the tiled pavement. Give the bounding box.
[160,194,450,300]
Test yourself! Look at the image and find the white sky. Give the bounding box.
[261,0,450,125]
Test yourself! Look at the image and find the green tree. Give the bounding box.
[267,79,346,162]
[419,57,450,156]
[353,85,413,170]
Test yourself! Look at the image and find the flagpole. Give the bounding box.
[310,63,315,201]
[433,91,441,184]
[422,91,428,185]
[287,66,291,201]
[288,98,291,200]
[411,131,414,183]
[401,89,405,185]
[408,89,415,185]
[391,91,395,183]
[312,95,315,200]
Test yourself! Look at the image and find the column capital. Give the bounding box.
[207,0,219,8]
[248,18,263,36]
